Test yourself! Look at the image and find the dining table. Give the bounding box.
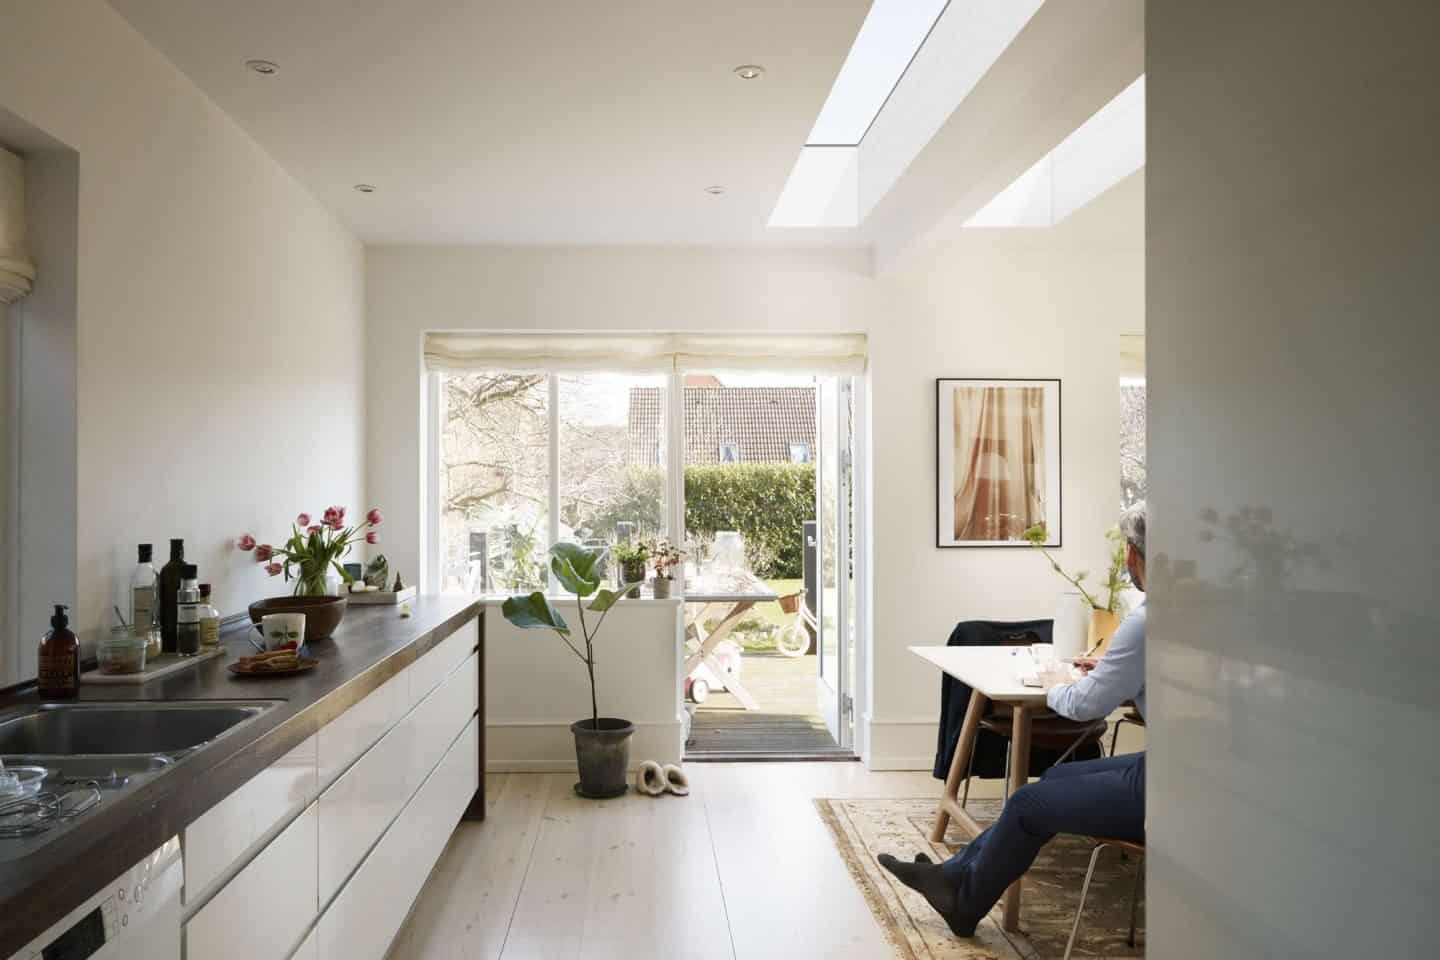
[682,571,779,711]
[908,643,1055,933]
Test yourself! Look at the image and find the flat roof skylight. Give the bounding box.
[806,0,950,146]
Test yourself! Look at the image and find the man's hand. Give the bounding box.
[1070,656,1099,675]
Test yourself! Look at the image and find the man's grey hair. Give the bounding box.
[1120,501,1147,556]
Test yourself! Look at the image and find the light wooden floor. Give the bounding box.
[388,763,1011,960]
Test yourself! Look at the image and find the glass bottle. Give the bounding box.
[37,604,80,698]
[197,583,221,653]
[176,565,202,657]
[159,538,186,654]
[131,543,162,657]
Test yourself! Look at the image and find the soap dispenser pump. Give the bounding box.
[38,603,80,699]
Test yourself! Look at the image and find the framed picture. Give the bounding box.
[936,378,1061,547]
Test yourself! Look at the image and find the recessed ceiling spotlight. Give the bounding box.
[733,64,765,80]
[245,59,280,75]
[353,184,376,194]
[704,185,727,196]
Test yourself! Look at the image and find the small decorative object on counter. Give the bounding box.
[236,505,383,596]
[159,538,186,653]
[37,603,80,698]
[176,565,202,657]
[399,601,412,619]
[391,571,405,592]
[364,553,389,589]
[130,543,160,652]
[98,621,148,675]
[198,583,221,652]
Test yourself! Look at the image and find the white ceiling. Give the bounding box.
[107,0,873,246]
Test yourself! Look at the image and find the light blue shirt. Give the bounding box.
[1046,602,1146,721]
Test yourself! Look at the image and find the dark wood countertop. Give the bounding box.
[0,594,482,957]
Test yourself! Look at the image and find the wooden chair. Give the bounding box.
[1109,700,1146,754]
[1063,837,1145,960]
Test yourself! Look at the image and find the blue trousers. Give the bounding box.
[941,752,1145,924]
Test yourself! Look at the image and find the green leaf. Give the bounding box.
[331,561,353,583]
[501,592,571,635]
[549,542,602,597]
[589,584,641,612]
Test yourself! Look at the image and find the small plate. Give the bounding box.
[228,657,320,678]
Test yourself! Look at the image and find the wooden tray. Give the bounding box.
[345,585,417,606]
[228,657,319,678]
[83,648,224,685]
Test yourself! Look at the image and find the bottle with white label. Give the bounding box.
[130,543,161,656]
[176,565,202,657]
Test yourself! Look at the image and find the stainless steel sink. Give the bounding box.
[0,700,275,758]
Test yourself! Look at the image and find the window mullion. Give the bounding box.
[548,373,561,591]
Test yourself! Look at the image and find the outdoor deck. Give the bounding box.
[686,651,851,758]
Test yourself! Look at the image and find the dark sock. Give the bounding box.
[876,854,978,937]
[914,852,934,864]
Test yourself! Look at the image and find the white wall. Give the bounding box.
[484,599,685,770]
[1147,2,1437,955]
[367,185,1141,768]
[0,0,365,654]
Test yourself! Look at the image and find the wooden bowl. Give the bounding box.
[248,595,348,642]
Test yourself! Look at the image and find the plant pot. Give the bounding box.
[249,595,348,643]
[1088,608,1123,656]
[620,561,646,599]
[571,717,634,799]
[652,576,672,599]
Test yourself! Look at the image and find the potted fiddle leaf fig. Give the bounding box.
[501,542,642,798]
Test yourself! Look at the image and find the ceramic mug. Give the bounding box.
[260,612,305,651]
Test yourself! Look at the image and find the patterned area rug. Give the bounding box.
[815,798,1144,959]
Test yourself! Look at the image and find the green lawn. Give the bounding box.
[700,578,803,651]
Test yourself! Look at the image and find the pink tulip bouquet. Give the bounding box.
[238,507,383,596]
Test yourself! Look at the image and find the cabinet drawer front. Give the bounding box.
[186,803,318,960]
[318,651,477,902]
[185,734,317,905]
[319,717,479,960]
[407,619,478,709]
[317,670,404,790]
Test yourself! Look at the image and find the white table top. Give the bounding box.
[683,573,780,605]
[908,645,1051,704]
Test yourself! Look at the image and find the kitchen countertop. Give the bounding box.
[0,593,482,957]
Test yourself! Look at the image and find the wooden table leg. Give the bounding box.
[930,688,987,843]
[1001,703,1033,932]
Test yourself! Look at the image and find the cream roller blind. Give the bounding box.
[423,332,867,375]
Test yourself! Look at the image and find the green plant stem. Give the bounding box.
[1035,546,1102,609]
[576,597,598,728]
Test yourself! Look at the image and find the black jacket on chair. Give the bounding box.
[931,619,1102,780]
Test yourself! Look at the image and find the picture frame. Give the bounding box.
[936,378,1061,548]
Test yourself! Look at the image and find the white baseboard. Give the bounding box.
[486,718,684,772]
[864,715,939,771]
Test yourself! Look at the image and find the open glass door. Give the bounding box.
[815,376,855,748]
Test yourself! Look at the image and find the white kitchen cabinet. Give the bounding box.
[184,734,318,906]
[317,650,477,903]
[316,669,405,791]
[318,717,480,960]
[406,618,478,708]
[185,802,318,960]
[291,924,318,960]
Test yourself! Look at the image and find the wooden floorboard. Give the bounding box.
[688,651,849,756]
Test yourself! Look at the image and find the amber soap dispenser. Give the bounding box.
[38,603,80,699]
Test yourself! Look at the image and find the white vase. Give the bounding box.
[1053,591,1090,660]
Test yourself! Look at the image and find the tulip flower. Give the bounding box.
[308,525,322,536]
[264,561,283,576]
[255,544,274,562]
[237,534,256,551]
[367,508,383,525]
[366,531,379,544]
[296,513,311,527]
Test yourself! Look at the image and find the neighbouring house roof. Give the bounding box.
[627,386,817,465]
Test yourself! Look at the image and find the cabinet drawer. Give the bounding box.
[317,670,405,790]
[186,802,318,960]
[407,619,478,709]
[185,734,317,904]
[318,651,477,903]
[318,717,479,960]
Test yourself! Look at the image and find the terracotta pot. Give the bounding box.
[249,595,348,642]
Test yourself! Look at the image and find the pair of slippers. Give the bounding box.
[636,761,689,797]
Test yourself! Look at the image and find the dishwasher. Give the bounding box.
[5,836,181,960]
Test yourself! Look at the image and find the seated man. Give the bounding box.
[879,502,1149,938]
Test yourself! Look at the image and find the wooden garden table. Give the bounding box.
[681,573,778,711]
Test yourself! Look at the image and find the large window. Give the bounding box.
[436,371,665,593]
